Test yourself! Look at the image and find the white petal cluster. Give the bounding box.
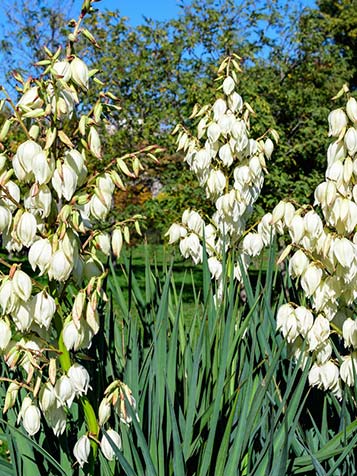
[168,58,276,293]
[268,93,357,396]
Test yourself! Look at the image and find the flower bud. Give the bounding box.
[343,318,357,348]
[111,228,123,257]
[73,435,90,468]
[90,194,111,221]
[100,429,122,461]
[3,382,19,413]
[70,57,89,90]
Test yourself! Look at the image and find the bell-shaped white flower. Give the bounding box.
[52,164,78,201]
[49,250,72,282]
[22,403,41,436]
[55,375,75,407]
[288,250,309,278]
[16,140,42,174]
[242,233,264,257]
[0,205,12,233]
[53,60,71,82]
[328,108,348,137]
[11,300,33,332]
[73,435,90,468]
[32,151,54,184]
[276,304,298,343]
[39,382,57,412]
[98,398,111,426]
[62,320,84,351]
[33,291,56,329]
[16,211,37,247]
[100,429,122,461]
[307,314,330,351]
[0,319,11,351]
[222,76,235,95]
[345,127,357,157]
[340,353,357,386]
[70,57,89,90]
[12,270,32,302]
[207,122,221,144]
[263,138,274,159]
[111,228,124,257]
[206,169,226,198]
[68,363,90,396]
[295,306,313,337]
[165,223,187,244]
[301,263,322,297]
[45,405,67,436]
[346,97,357,123]
[343,318,357,348]
[29,238,52,275]
[212,98,227,120]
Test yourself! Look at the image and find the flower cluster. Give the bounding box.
[0,0,142,465]
[167,55,277,295]
[268,90,357,397]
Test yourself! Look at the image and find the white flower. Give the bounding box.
[73,435,90,468]
[0,320,11,351]
[301,264,322,297]
[70,57,89,90]
[307,315,330,351]
[295,306,313,337]
[45,405,67,436]
[222,76,235,95]
[212,99,227,120]
[100,429,122,461]
[12,270,32,302]
[0,205,12,232]
[16,211,37,247]
[22,403,41,436]
[276,304,298,343]
[263,138,274,159]
[55,375,75,407]
[165,223,187,244]
[49,250,72,282]
[32,291,56,329]
[68,363,90,396]
[29,238,52,275]
[343,318,357,348]
[62,320,84,351]
[39,382,57,412]
[53,61,71,82]
[328,108,348,137]
[242,233,264,257]
[346,97,357,123]
[340,353,357,386]
[98,398,111,426]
